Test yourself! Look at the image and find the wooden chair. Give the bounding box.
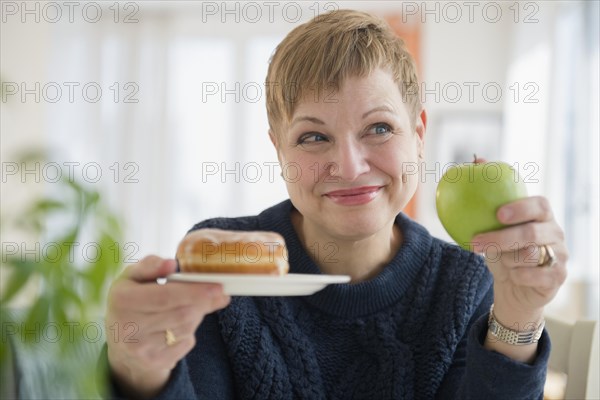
[545,315,599,399]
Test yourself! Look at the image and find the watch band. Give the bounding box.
[487,304,545,346]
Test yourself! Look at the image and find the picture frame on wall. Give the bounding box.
[433,112,504,166]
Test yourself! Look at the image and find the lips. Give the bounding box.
[323,186,382,206]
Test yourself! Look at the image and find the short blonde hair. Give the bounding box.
[266,9,421,136]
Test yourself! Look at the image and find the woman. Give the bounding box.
[104,10,567,399]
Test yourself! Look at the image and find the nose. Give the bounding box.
[328,138,370,181]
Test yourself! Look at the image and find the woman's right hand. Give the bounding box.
[105,256,231,399]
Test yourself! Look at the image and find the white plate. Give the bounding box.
[166,273,351,296]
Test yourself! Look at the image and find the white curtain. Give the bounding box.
[45,7,289,259]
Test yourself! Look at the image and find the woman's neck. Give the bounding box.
[290,210,403,283]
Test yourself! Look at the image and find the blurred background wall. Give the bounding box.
[2,1,598,321]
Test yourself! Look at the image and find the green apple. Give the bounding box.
[435,158,528,250]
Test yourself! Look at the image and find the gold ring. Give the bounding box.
[165,329,177,346]
[537,244,557,267]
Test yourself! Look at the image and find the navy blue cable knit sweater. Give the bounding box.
[106,199,550,399]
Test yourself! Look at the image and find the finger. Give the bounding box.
[472,220,562,252]
[137,294,231,333]
[484,242,568,268]
[110,281,228,313]
[124,256,177,283]
[479,243,540,268]
[496,196,554,225]
[124,305,200,337]
[115,300,229,360]
[507,263,568,291]
[124,329,197,372]
[503,243,547,267]
[158,331,197,365]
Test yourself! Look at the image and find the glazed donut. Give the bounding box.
[176,229,289,275]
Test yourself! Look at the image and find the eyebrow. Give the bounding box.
[362,105,395,118]
[291,106,395,128]
[290,116,325,127]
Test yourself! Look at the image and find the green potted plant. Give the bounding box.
[1,151,125,398]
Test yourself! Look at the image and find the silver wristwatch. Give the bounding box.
[487,304,545,345]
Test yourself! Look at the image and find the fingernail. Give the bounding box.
[499,207,512,222]
[208,285,222,297]
[164,259,177,271]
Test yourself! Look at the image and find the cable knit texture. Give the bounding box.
[104,199,550,399]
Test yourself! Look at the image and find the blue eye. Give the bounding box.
[298,133,328,144]
[372,123,393,135]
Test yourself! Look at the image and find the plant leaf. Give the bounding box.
[22,297,50,346]
[0,259,38,304]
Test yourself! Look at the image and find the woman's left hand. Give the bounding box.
[472,195,568,327]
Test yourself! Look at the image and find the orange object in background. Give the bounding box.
[385,14,422,219]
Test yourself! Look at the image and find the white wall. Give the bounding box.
[1,16,51,216]
[420,3,512,240]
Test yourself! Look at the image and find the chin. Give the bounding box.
[325,213,393,241]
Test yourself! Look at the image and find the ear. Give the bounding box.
[269,129,278,148]
[269,129,284,165]
[415,109,427,158]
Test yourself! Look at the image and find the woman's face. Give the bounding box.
[271,68,426,241]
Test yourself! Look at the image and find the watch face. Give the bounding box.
[489,321,499,335]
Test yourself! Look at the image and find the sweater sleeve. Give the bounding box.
[98,344,196,400]
[99,313,235,399]
[148,312,236,399]
[436,288,551,400]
